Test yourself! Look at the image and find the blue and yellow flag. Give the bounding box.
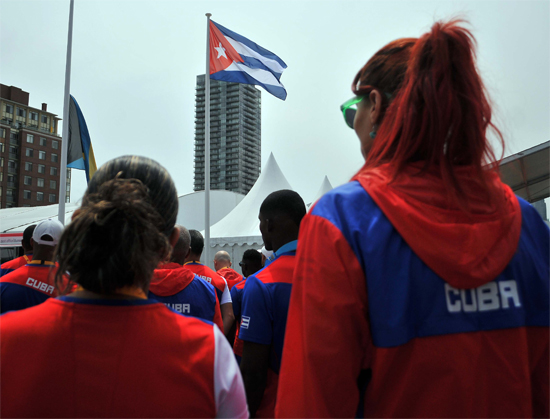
[67,95,97,182]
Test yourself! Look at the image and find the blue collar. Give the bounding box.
[273,240,298,258]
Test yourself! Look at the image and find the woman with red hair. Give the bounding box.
[276,20,549,418]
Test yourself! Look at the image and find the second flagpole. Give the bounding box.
[58,0,75,224]
[204,13,212,267]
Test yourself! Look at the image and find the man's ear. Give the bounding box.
[169,226,180,249]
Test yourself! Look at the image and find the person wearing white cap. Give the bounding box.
[260,246,274,267]
[0,219,64,313]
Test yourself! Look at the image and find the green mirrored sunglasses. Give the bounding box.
[340,97,363,129]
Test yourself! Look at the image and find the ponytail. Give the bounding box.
[55,156,178,295]
[358,19,504,209]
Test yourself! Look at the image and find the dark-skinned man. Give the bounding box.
[239,190,306,418]
[148,225,224,331]
[184,229,235,338]
[0,224,36,277]
[0,220,63,313]
[231,248,264,363]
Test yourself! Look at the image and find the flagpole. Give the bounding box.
[204,13,212,267]
[57,0,75,224]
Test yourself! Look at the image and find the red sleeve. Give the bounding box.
[213,292,224,333]
[275,214,371,418]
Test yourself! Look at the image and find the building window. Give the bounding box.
[25,148,33,157]
[41,115,48,124]
[24,190,31,200]
[26,134,34,143]
[37,178,44,187]
[5,104,13,114]
[25,162,32,171]
[0,157,3,167]
[52,140,59,150]
[51,153,58,163]
[17,108,26,118]
[0,128,5,138]
[0,142,4,153]
[50,180,57,189]
[39,137,47,146]
[24,176,32,185]
[30,112,38,121]
[39,151,46,160]
[37,192,44,201]
[38,164,45,174]
[50,166,58,176]
[49,194,56,203]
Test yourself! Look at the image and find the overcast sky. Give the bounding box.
[1,0,548,207]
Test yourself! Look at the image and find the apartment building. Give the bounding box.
[0,84,70,208]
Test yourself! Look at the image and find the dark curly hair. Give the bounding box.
[55,156,178,295]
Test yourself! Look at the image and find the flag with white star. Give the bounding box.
[209,20,288,100]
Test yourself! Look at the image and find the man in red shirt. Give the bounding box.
[0,220,63,313]
[231,249,264,362]
[0,225,36,277]
[214,250,243,290]
[185,230,235,337]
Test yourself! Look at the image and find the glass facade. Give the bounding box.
[193,75,261,195]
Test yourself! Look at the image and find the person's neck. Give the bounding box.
[185,254,202,264]
[70,285,148,300]
[32,250,55,263]
[272,237,298,254]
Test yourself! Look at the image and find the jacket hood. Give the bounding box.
[149,263,196,296]
[354,163,521,289]
[217,267,243,287]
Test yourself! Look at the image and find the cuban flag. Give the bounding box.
[67,95,97,183]
[209,20,287,100]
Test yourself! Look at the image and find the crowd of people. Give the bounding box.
[0,19,548,418]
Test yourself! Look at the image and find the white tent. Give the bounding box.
[177,190,244,231]
[202,152,293,267]
[308,175,333,207]
[0,202,82,246]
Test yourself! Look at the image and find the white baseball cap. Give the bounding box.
[32,219,64,246]
[261,246,273,259]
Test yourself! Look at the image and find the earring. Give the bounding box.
[369,125,377,139]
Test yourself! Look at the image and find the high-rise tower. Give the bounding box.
[194,75,261,195]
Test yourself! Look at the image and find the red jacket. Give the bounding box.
[217,267,243,290]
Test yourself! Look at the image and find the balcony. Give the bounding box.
[0,118,60,137]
